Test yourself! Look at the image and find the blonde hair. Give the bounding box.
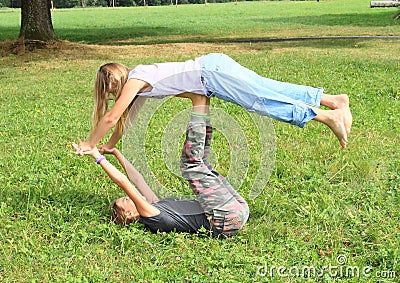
[91,63,131,138]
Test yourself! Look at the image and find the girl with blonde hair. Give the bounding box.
[77,53,352,154]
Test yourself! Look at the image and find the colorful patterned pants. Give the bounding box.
[180,114,249,236]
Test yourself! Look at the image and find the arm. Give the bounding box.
[73,143,160,218]
[105,148,160,203]
[101,96,147,150]
[78,79,149,153]
[101,130,123,151]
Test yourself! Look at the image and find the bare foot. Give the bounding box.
[323,94,352,135]
[333,94,352,135]
[326,109,348,149]
[312,107,348,149]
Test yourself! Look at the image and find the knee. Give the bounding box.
[241,205,250,224]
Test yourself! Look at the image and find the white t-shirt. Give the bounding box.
[128,58,205,99]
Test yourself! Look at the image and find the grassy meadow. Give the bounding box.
[0,0,399,282]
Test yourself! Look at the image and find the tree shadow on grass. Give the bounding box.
[54,11,398,45]
[55,26,175,45]
[1,12,398,51]
[2,10,398,46]
[255,11,399,27]
[231,37,398,50]
[0,27,20,42]
[54,25,398,50]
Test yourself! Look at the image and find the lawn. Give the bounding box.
[0,0,399,282]
[0,0,399,44]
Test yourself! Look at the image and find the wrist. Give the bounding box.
[95,155,106,165]
[92,152,101,159]
[88,141,97,149]
[106,141,116,149]
[112,148,121,156]
[90,148,101,159]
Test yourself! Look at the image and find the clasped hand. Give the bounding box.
[74,140,95,156]
[72,142,98,158]
[73,140,115,158]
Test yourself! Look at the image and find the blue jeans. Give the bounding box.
[199,53,323,127]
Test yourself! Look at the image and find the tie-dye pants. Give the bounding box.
[180,114,249,236]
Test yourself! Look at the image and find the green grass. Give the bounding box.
[0,0,399,44]
[1,0,400,282]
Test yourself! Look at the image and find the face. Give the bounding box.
[106,78,118,96]
[114,196,140,224]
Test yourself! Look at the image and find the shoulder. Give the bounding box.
[128,65,158,85]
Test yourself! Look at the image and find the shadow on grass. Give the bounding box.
[51,11,400,45]
[230,37,400,50]
[255,11,400,27]
[50,11,397,45]
[53,26,400,49]
[56,26,175,45]
[0,27,21,42]
[5,185,113,223]
[1,11,398,46]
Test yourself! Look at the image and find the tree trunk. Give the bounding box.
[19,0,56,42]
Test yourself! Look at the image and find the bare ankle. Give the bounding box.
[321,94,349,110]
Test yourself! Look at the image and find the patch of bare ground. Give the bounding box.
[1,39,263,60]
[2,39,398,64]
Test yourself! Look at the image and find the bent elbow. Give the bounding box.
[103,113,119,127]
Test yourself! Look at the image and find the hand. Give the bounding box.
[72,142,100,158]
[99,144,116,155]
[75,140,96,156]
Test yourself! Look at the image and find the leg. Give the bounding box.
[180,111,249,236]
[203,122,247,208]
[200,54,352,148]
[200,53,323,127]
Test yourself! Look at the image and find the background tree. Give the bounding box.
[19,0,56,44]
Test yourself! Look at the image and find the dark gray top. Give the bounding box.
[139,198,219,236]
